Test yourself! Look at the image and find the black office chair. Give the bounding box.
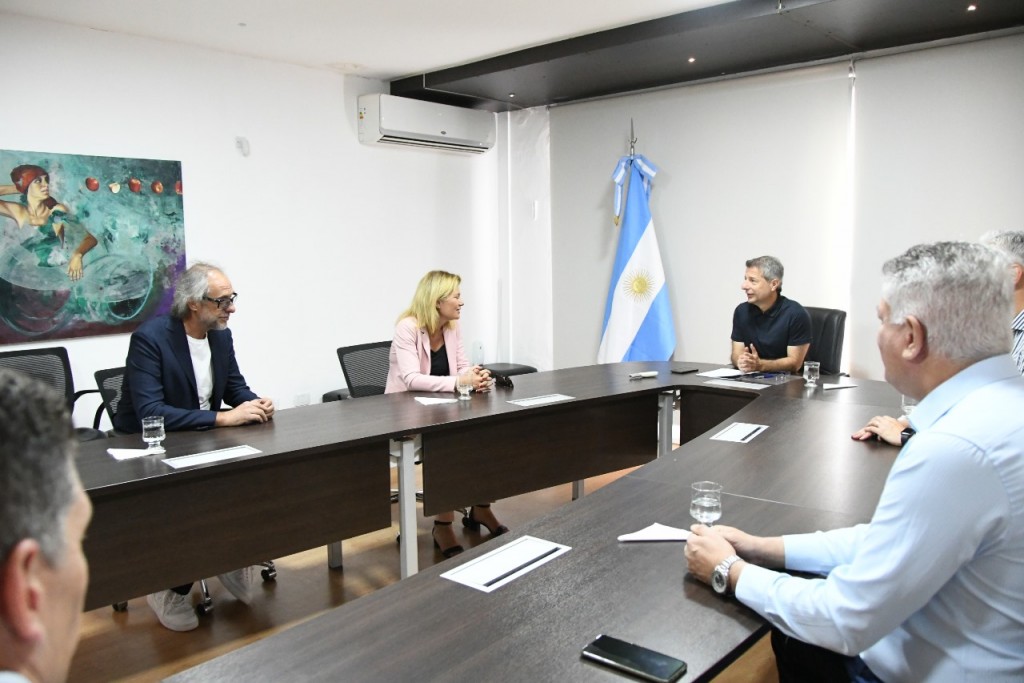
[93,366,126,434]
[0,346,105,441]
[337,341,392,397]
[805,307,847,376]
[336,340,424,506]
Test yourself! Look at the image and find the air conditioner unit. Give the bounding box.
[357,94,495,154]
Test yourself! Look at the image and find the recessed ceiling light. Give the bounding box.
[508,93,516,98]
[967,4,977,11]
[688,57,696,63]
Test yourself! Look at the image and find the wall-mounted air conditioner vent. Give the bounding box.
[357,94,495,154]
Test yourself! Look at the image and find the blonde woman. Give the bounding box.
[385,270,507,557]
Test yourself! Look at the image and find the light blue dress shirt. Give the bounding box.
[736,354,1024,682]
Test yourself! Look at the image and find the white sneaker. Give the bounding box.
[217,566,253,605]
[147,590,198,632]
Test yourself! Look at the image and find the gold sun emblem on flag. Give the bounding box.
[622,268,655,302]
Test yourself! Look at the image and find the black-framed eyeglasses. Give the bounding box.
[203,293,238,310]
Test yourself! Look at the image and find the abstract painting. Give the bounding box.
[0,148,185,344]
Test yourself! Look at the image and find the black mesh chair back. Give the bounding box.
[0,346,75,406]
[93,367,126,430]
[805,307,847,376]
[0,346,105,440]
[337,341,392,398]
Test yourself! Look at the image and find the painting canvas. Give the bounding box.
[0,148,185,344]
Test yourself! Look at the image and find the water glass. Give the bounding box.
[141,415,166,454]
[690,481,723,526]
[803,361,820,387]
[456,377,472,401]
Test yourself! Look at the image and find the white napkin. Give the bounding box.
[107,448,152,461]
[617,522,690,542]
[415,397,458,405]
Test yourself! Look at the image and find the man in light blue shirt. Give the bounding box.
[686,242,1024,682]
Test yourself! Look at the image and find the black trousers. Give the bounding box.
[771,627,884,683]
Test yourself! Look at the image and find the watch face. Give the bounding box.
[712,569,727,594]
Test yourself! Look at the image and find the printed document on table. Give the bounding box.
[508,394,574,407]
[710,422,769,443]
[697,367,744,378]
[163,445,262,469]
[440,535,570,593]
[618,523,690,542]
[704,379,770,391]
[107,448,152,461]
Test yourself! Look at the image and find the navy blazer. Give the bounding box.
[114,315,259,433]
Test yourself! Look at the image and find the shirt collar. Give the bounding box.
[1012,308,1024,333]
[908,354,1019,431]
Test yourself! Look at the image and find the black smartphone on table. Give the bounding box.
[581,634,687,682]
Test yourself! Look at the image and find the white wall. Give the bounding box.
[544,33,1024,377]
[0,15,499,426]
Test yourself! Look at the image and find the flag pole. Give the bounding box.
[629,118,637,157]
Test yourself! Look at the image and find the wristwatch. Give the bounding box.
[900,427,916,446]
[711,554,742,595]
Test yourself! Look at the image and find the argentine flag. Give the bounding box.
[598,155,676,363]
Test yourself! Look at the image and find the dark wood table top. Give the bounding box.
[168,478,863,683]
[165,362,900,683]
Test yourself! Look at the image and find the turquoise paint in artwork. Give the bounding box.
[0,148,186,343]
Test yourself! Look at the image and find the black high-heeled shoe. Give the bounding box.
[432,520,464,558]
[462,504,509,536]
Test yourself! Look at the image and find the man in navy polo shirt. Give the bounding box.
[730,255,811,374]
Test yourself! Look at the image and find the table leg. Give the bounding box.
[658,390,676,457]
[392,435,421,578]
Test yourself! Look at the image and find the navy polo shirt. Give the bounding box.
[731,295,812,361]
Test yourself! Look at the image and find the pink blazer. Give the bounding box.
[385,317,469,394]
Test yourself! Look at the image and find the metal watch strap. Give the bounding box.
[713,554,742,595]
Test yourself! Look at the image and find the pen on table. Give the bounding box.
[741,426,762,442]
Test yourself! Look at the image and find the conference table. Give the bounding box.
[154,362,902,682]
[80,361,698,609]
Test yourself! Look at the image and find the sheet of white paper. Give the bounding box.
[704,379,770,391]
[617,522,690,542]
[508,393,574,407]
[107,448,153,461]
[710,422,769,443]
[823,382,858,390]
[162,445,262,469]
[697,367,744,378]
[415,397,458,405]
[440,535,570,593]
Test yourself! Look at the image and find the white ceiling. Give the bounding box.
[0,0,735,80]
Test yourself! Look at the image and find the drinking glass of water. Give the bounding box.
[456,376,472,401]
[141,415,166,454]
[803,361,820,387]
[690,481,723,526]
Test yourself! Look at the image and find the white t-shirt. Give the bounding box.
[186,334,214,410]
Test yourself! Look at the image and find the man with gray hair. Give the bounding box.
[114,262,274,632]
[0,368,93,683]
[980,230,1024,374]
[730,255,812,373]
[854,230,1024,446]
[689,242,1024,682]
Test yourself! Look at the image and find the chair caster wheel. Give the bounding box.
[261,567,277,581]
[196,602,213,616]
[112,601,128,612]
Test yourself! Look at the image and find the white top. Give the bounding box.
[186,334,214,411]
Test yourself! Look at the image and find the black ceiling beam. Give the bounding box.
[391,0,1024,112]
